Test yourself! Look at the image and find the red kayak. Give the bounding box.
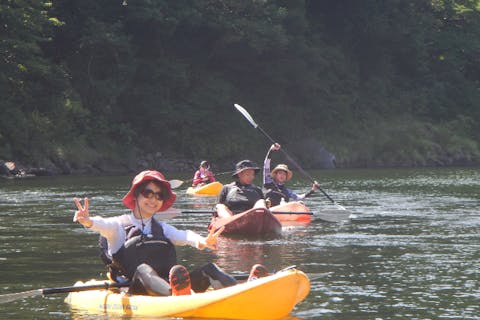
[208,207,282,236]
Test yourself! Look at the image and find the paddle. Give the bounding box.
[154,208,182,220]
[0,266,328,304]
[181,210,313,215]
[169,179,183,189]
[234,103,347,210]
[174,171,235,188]
[213,170,235,176]
[0,274,248,303]
[0,281,131,304]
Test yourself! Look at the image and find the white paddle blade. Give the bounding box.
[0,289,42,304]
[169,179,183,189]
[234,104,258,128]
[315,209,352,223]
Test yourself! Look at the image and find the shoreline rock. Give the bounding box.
[0,154,200,179]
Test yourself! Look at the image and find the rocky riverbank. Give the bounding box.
[0,152,200,179]
[2,148,476,180]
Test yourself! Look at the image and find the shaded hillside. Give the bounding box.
[1,0,479,173]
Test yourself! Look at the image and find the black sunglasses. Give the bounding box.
[140,188,166,201]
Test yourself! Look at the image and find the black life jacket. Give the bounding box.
[222,182,264,213]
[263,182,290,206]
[99,217,177,281]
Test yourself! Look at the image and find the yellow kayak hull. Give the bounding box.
[186,181,223,196]
[65,268,310,319]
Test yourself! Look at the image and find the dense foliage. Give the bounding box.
[1,0,479,172]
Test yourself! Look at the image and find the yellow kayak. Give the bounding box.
[186,181,223,196]
[65,268,310,319]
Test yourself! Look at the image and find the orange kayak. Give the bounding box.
[271,201,313,224]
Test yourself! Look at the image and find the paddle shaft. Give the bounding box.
[189,170,234,183]
[181,210,313,215]
[0,275,264,303]
[44,276,250,291]
[0,281,131,304]
[0,269,327,304]
[213,170,235,176]
[271,142,337,205]
[45,282,131,294]
[169,179,183,189]
[234,104,339,206]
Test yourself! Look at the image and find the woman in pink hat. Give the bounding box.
[192,160,216,187]
[73,170,236,296]
[263,143,318,206]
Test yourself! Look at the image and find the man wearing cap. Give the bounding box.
[263,143,318,206]
[73,170,236,296]
[215,160,267,218]
[192,160,216,187]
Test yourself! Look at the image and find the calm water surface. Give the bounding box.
[0,168,479,320]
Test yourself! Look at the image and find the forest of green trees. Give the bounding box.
[1,0,479,174]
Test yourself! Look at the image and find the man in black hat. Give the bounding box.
[215,160,267,218]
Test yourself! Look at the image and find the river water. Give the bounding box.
[0,167,479,320]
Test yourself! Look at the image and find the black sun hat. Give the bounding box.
[232,160,260,177]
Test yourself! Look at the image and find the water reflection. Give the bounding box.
[213,236,308,274]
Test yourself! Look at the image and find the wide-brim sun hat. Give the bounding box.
[232,160,260,177]
[122,170,176,212]
[271,164,293,181]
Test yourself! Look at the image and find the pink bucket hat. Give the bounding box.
[122,170,176,212]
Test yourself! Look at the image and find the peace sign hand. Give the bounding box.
[201,226,225,250]
[73,197,93,228]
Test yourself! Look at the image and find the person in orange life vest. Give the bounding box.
[192,161,216,187]
[215,160,267,219]
[263,143,318,207]
[73,170,236,296]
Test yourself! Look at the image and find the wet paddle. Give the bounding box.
[0,266,328,304]
[170,171,235,188]
[153,208,182,220]
[181,210,313,215]
[0,281,131,304]
[234,103,347,211]
[169,179,183,189]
